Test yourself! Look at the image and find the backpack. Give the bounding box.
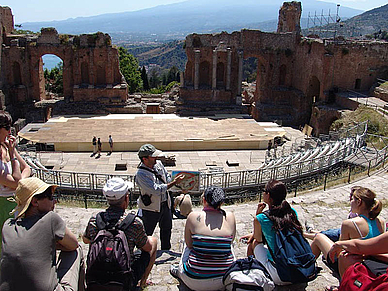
[222,256,275,291]
[261,211,317,284]
[339,260,388,291]
[86,212,136,290]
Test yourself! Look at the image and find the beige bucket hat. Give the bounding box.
[10,177,57,218]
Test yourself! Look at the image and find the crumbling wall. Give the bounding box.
[1,9,128,106]
[180,1,388,127]
[277,1,301,34]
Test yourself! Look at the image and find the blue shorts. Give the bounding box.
[321,228,341,242]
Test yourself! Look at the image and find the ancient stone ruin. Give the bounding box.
[0,6,127,109]
[180,1,388,130]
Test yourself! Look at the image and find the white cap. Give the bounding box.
[103,178,128,201]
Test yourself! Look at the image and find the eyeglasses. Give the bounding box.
[2,125,10,131]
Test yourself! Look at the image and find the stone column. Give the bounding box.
[212,50,217,89]
[194,50,200,90]
[226,48,232,90]
[180,71,184,88]
[237,50,243,96]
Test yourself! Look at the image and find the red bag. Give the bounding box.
[339,262,388,291]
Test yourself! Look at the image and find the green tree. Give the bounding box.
[167,66,180,84]
[44,63,63,94]
[149,68,161,89]
[141,66,149,91]
[118,47,142,93]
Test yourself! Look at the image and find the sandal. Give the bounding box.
[325,286,339,291]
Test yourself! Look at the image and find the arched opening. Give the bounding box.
[243,57,258,83]
[81,62,89,85]
[42,54,64,98]
[216,62,225,88]
[279,64,287,86]
[185,61,193,86]
[12,61,22,85]
[307,76,320,103]
[199,61,210,88]
[96,63,106,86]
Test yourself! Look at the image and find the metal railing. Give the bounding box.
[25,122,388,207]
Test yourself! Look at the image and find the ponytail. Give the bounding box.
[369,199,382,220]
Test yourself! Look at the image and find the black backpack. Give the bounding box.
[262,211,318,284]
[86,212,136,290]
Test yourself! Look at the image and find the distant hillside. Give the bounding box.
[19,0,362,42]
[125,40,186,71]
[302,3,388,38]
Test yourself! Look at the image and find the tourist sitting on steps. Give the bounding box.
[311,186,385,291]
[83,177,157,290]
[0,177,85,291]
[170,186,236,291]
[173,191,192,219]
[304,186,361,243]
[240,179,306,285]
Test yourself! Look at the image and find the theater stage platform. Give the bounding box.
[19,114,286,152]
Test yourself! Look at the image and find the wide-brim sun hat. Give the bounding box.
[11,177,57,218]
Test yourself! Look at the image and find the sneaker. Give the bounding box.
[170,264,180,280]
[305,220,314,233]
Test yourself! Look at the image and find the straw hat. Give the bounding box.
[11,177,57,218]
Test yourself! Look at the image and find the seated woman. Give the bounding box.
[241,179,302,285]
[310,186,385,277]
[328,231,388,290]
[170,186,236,291]
[304,186,361,242]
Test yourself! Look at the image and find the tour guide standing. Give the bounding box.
[135,144,184,250]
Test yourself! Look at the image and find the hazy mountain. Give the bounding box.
[20,0,362,40]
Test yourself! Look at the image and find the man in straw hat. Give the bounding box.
[135,144,185,250]
[0,177,85,291]
[83,177,157,289]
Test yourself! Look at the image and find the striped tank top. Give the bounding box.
[183,234,234,279]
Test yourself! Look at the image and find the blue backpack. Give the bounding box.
[262,211,317,283]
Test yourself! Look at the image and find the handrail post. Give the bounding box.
[347,164,351,183]
[368,160,371,176]
[84,192,88,209]
[324,171,328,191]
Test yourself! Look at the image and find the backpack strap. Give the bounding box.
[118,213,136,231]
[138,165,166,184]
[261,211,276,262]
[95,212,107,230]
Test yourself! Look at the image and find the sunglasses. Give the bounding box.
[36,191,54,201]
[2,125,10,131]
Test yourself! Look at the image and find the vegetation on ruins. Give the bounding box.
[44,63,63,94]
[331,105,388,137]
[118,47,142,94]
[366,30,388,41]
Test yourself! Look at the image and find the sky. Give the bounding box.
[3,0,388,24]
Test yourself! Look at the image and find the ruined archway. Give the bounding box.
[2,26,127,105]
[12,61,22,85]
[199,61,210,88]
[279,64,287,86]
[216,62,225,88]
[307,76,320,103]
[81,62,89,85]
[42,54,63,97]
